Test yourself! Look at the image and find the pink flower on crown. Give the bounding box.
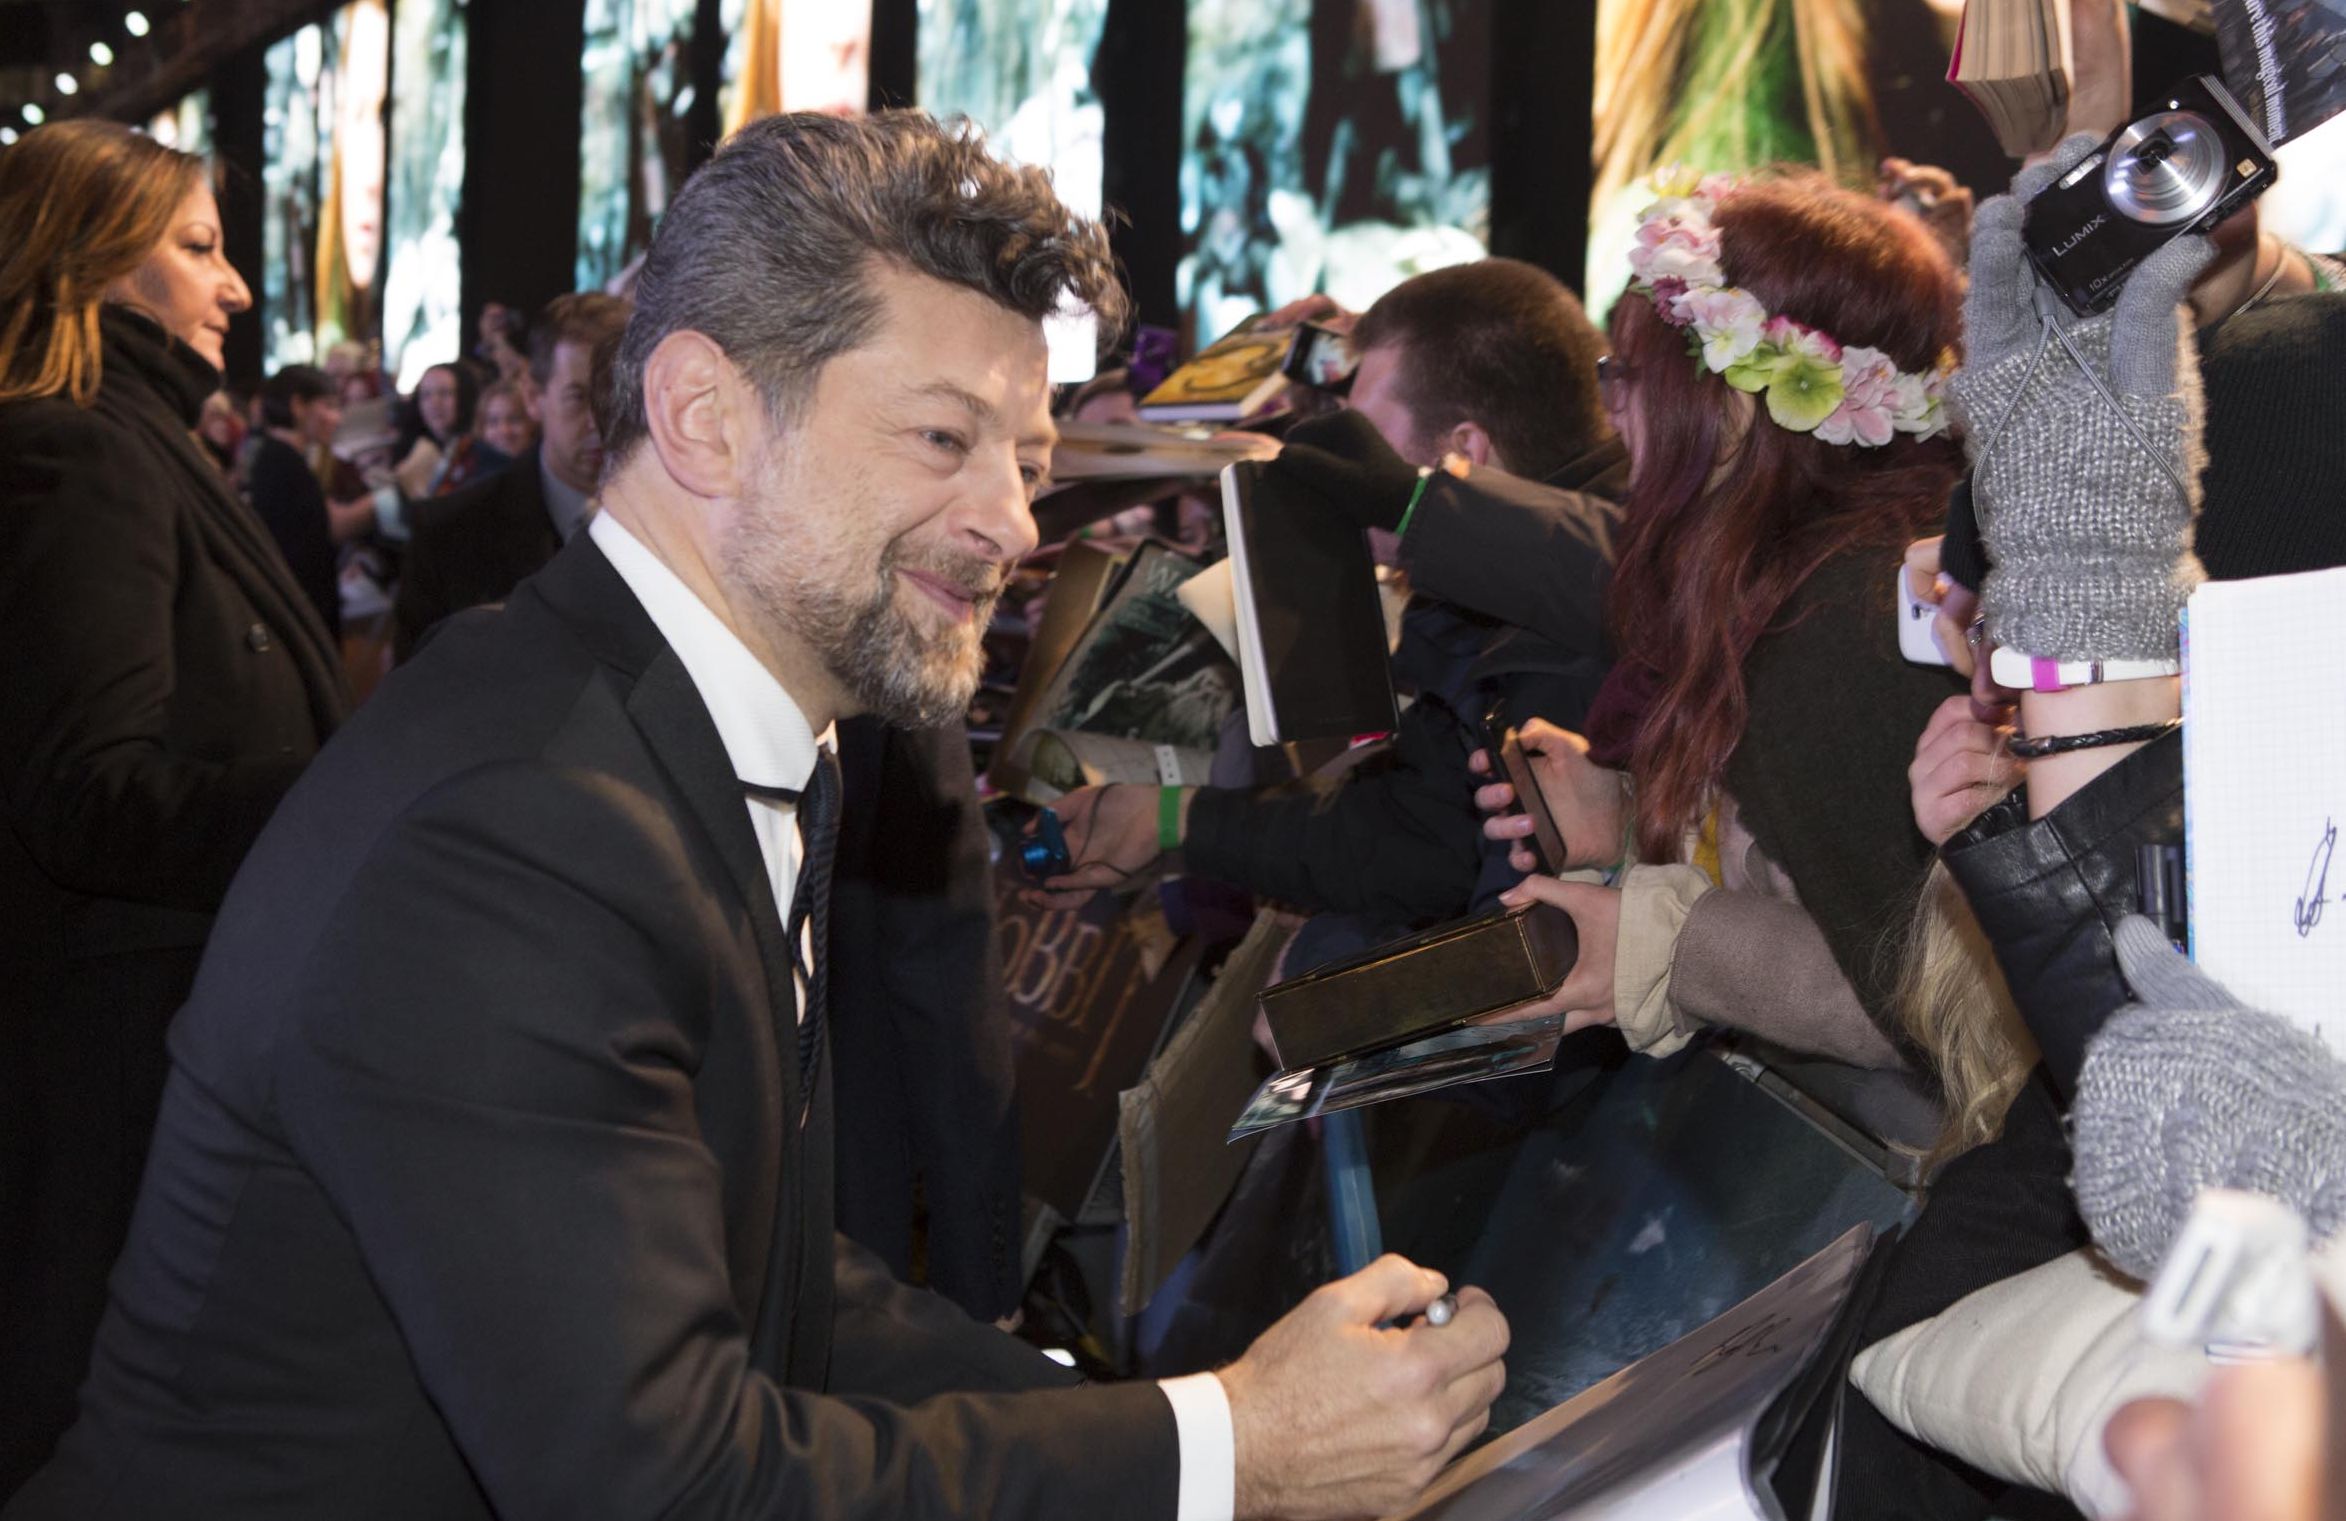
[1816,345,1897,447]
[1645,275,1694,325]
[1761,315,1841,366]
[1681,286,1765,372]
[1697,173,1741,204]
[1629,211,1725,288]
[1889,369,1948,439]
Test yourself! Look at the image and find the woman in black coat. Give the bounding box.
[0,121,349,1496]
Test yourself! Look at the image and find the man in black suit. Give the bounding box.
[8,113,1507,1520]
[390,290,630,663]
[399,277,1025,1327]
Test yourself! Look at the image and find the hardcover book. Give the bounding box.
[1947,0,2075,158]
[1260,901,1580,1071]
[1221,458,1398,746]
[1137,318,1295,423]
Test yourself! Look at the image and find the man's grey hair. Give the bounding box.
[603,110,1126,468]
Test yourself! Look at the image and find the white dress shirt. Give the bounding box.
[588,512,1235,1519]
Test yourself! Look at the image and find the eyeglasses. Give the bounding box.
[1596,353,1635,415]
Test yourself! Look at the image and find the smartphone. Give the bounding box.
[1282,321,1358,391]
[1896,565,1952,667]
[1497,729,1569,875]
[1020,808,1074,881]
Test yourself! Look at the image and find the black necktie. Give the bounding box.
[775,746,840,1093]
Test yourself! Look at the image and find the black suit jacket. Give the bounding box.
[9,534,1178,1520]
[391,442,559,662]
[390,444,1025,1318]
[0,310,348,1498]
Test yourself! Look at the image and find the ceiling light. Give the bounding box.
[90,41,115,66]
[23,104,45,124]
[55,74,79,96]
[125,11,151,36]
[0,128,17,145]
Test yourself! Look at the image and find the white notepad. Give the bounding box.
[2184,566,2346,1048]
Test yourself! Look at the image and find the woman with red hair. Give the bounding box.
[1488,169,1967,1069]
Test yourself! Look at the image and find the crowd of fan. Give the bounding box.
[1018,144,2346,1518]
[5,89,2346,1521]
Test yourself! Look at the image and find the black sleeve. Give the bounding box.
[276,761,1180,1521]
[246,442,328,561]
[392,498,458,664]
[1182,699,1485,923]
[1394,468,1620,659]
[828,1234,1076,1404]
[1839,1071,2090,1521]
[1940,730,2183,1102]
[0,408,305,909]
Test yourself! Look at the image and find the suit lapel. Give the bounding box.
[623,651,810,1121]
[537,536,826,1382]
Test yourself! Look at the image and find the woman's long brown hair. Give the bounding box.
[0,120,205,406]
[1606,173,1964,863]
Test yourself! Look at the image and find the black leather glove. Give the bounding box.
[1265,409,1421,532]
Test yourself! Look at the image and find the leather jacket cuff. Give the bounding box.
[1940,731,2183,1102]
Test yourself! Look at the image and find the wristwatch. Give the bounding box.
[1987,645,2181,693]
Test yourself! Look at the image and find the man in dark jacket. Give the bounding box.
[7,112,1511,1521]
[1036,260,1622,932]
[399,287,1027,1319]
[391,291,630,663]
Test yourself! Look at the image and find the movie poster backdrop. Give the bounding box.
[383,0,468,389]
[263,3,390,373]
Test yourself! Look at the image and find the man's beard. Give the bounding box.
[722,501,999,731]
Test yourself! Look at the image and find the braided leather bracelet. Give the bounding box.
[2006,719,2180,760]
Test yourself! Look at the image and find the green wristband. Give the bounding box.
[1158,785,1183,852]
[1394,467,1435,541]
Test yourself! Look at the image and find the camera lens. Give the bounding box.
[2104,110,2225,226]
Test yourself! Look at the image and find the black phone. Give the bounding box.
[1482,701,1567,875]
[1281,321,1358,391]
[1498,730,1570,875]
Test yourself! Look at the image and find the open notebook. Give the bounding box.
[2184,566,2346,1048]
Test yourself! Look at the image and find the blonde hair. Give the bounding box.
[1897,859,2038,1167]
[0,120,205,406]
[1594,0,1878,214]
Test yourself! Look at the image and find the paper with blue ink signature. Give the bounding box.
[2184,565,2346,1048]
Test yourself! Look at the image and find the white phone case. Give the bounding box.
[1896,566,1952,667]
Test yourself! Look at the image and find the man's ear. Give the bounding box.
[640,330,753,498]
[1445,420,1498,471]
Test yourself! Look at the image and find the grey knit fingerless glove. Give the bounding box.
[2071,917,2346,1280]
[1950,135,2215,664]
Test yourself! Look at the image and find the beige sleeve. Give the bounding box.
[1610,863,1714,1058]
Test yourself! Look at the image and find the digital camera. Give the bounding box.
[2022,74,2277,316]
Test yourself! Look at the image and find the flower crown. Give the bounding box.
[1625,167,1953,447]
